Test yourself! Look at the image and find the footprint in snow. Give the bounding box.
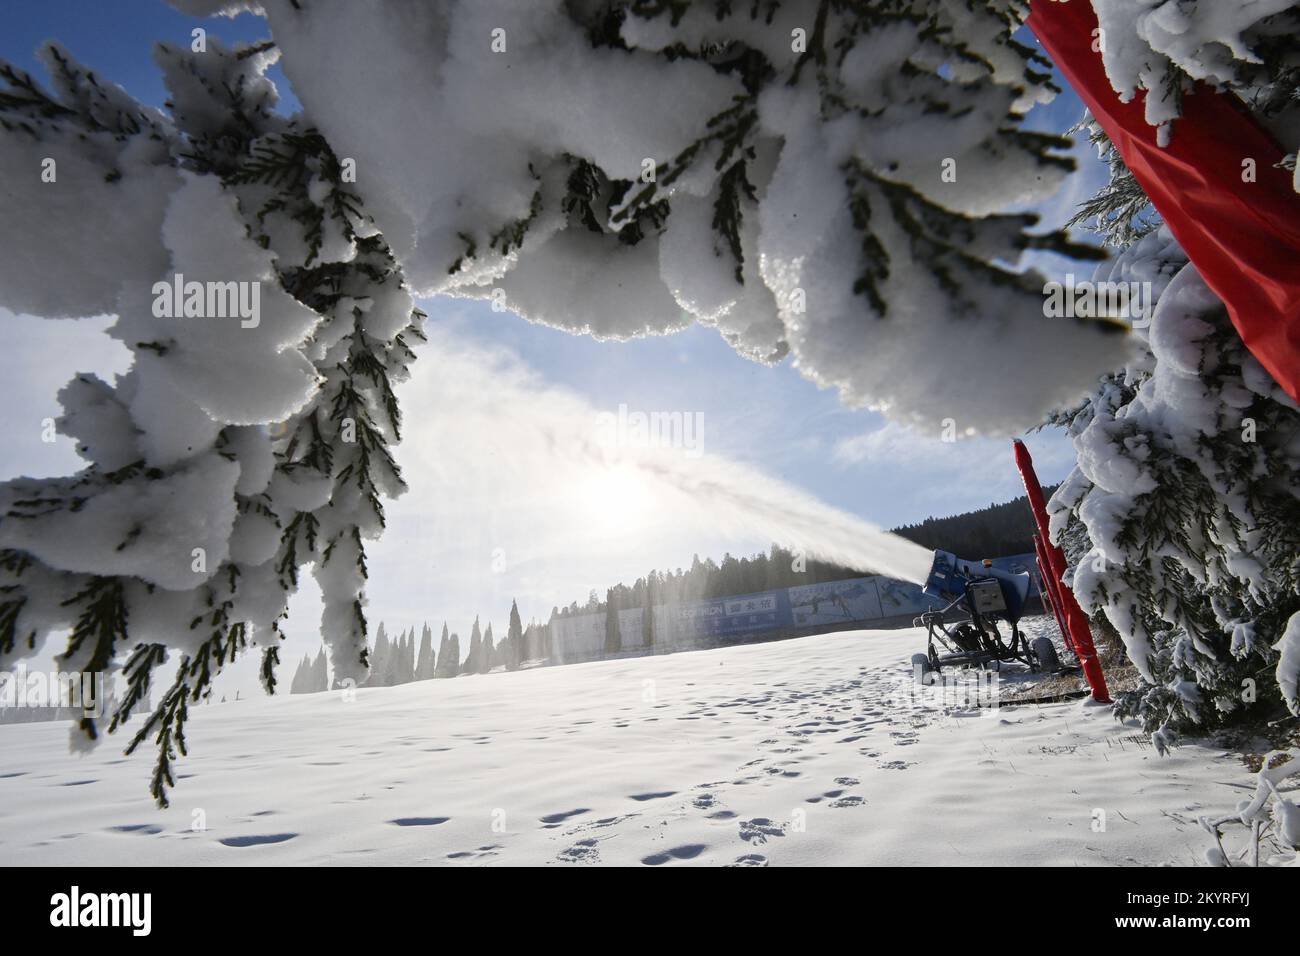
[641,844,707,866]
[540,808,589,827]
[729,853,769,867]
[388,817,450,827]
[446,844,501,862]
[629,791,677,802]
[556,839,601,864]
[829,795,865,808]
[219,833,297,847]
[108,824,164,835]
[738,818,785,844]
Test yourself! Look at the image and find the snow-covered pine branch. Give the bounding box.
[0,38,423,805]
[1091,0,1300,156]
[197,0,1129,431]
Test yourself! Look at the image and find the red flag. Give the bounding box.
[1028,0,1300,401]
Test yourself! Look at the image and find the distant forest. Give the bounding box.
[556,488,1055,619]
[891,486,1057,562]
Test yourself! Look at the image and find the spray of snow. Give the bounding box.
[580,444,934,587]
[391,324,936,589]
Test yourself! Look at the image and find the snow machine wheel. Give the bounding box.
[911,653,933,685]
[1032,637,1061,672]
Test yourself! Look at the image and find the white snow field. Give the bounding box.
[0,623,1233,867]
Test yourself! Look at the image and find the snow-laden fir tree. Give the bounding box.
[1046,0,1300,744]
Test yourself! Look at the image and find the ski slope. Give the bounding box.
[0,623,1232,866]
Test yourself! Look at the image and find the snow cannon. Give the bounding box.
[923,550,1030,625]
[912,550,1060,682]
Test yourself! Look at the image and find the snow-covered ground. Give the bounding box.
[0,623,1235,866]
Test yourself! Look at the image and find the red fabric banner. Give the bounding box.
[1027,0,1300,401]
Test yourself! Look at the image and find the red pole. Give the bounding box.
[1033,533,1074,654]
[1013,440,1110,702]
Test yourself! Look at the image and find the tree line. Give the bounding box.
[289,599,551,692]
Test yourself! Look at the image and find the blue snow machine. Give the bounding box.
[911,550,1060,683]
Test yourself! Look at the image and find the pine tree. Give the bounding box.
[466,617,482,676]
[416,622,435,680]
[482,623,496,674]
[507,599,524,670]
[404,629,417,682]
[386,631,402,685]
[446,633,462,678]
[435,622,453,678]
[289,654,311,695]
[643,575,657,650]
[310,646,329,693]
[604,588,621,655]
[368,624,391,688]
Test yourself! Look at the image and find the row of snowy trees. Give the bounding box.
[289,599,535,691]
[288,647,329,694]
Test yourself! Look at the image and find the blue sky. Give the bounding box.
[0,2,1109,686]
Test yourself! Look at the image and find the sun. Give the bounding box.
[579,464,658,535]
